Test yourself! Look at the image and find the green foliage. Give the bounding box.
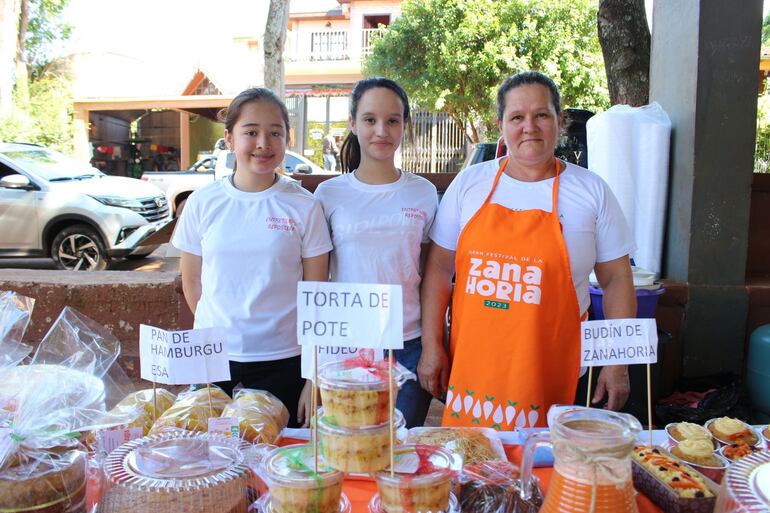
[1,0,74,152]
[305,121,347,167]
[0,62,74,154]
[363,0,609,142]
[25,0,72,80]
[754,83,770,173]
[762,12,770,47]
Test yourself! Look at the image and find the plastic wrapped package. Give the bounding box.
[99,431,257,513]
[0,307,135,513]
[457,460,544,513]
[373,444,454,513]
[86,389,177,449]
[318,350,414,428]
[0,291,34,375]
[150,385,230,433]
[406,427,506,466]
[222,389,289,444]
[259,444,345,513]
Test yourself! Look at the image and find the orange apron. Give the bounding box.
[442,158,581,429]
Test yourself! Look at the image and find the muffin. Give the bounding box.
[374,445,453,513]
[318,359,410,428]
[706,417,759,446]
[262,444,344,513]
[318,409,405,473]
[671,439,723,467]
[666,422,714,443]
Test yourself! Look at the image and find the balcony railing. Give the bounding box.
[287,28,387,62]
[362,28,384,55]
[310,30,349,61]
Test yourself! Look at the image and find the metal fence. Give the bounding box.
[402,111,467,173]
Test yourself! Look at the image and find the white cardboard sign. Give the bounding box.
[581,318,658,366]
[139,324,231,385]
[301,345,384,380]
[297,282,404,350]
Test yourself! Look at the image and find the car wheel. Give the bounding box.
[52,224,109,271]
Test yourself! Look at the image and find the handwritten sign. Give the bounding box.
[301,345,384,380]
[139,325,231,385]
[581,319,658,367]
[297,282,403,350]
[97,427,143,454]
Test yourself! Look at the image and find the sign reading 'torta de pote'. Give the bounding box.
[580,318,658,367]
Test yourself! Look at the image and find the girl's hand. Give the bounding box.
[297,379,315,427]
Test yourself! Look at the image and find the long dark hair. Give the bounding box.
[340,77,410,173]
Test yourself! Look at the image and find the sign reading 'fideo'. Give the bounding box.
[580,318,658,367]
[296,282,403,350]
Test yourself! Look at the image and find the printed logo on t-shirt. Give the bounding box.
[402,207,427,221]
[266,216,296,232]
[464,251,543,306]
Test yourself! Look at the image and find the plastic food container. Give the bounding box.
[714,451,770,512]
[261,444,344,513]
[318,409,405,473]
[99,431,254,513]
[253,492,351,513]
[368,492,460,513]
[373,444,454,513]
[318,359,412,428]
[705,419,763,447]
[406,427,506,466]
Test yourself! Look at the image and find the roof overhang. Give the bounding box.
[72,95,234,121]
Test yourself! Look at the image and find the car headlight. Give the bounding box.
[89,195,144,210]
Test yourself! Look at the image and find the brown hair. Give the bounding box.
[219,87,290,135]
[496,71,562,120]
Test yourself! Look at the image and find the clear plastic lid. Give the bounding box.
[262,443,344,488]
[318,408,405,436]
[318,358,415,391]
[714,451,770,512]
[104,431,249,489]
[374,444,454,487]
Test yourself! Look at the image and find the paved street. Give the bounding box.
[0,244,180,272]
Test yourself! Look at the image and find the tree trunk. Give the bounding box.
[0,0,20,116]
[597,0,651,106]
[14,0,28,106]
[264,0,290,99]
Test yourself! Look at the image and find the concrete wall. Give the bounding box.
[0,270,185,383]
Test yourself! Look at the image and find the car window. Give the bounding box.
[0,162,19,179]
[283,154,302,173]
[0,147,101,181]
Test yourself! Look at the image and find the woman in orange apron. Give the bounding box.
[418,71,636,428]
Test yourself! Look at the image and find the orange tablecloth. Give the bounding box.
[280,438,663,512]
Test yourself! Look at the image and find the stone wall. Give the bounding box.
[0,269,185,382]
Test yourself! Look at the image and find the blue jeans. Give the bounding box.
[394,337,433,428]
[323,154,336,171]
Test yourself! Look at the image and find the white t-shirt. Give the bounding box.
[315,171,438,339]
[430,158,634,313]
[172,175,332,362]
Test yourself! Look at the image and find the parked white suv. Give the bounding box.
[0,143,171,270]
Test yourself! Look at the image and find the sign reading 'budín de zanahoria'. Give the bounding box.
[296,282,403,350]
[580,318,658,366]
[139,324,230,385]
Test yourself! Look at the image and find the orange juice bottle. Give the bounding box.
[519,406,642,513]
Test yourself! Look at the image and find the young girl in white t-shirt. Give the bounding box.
[173,88,332,427]
[314,78,438,427]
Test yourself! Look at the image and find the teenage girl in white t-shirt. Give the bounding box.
[314,78,438,427]
[173,88,332,427]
